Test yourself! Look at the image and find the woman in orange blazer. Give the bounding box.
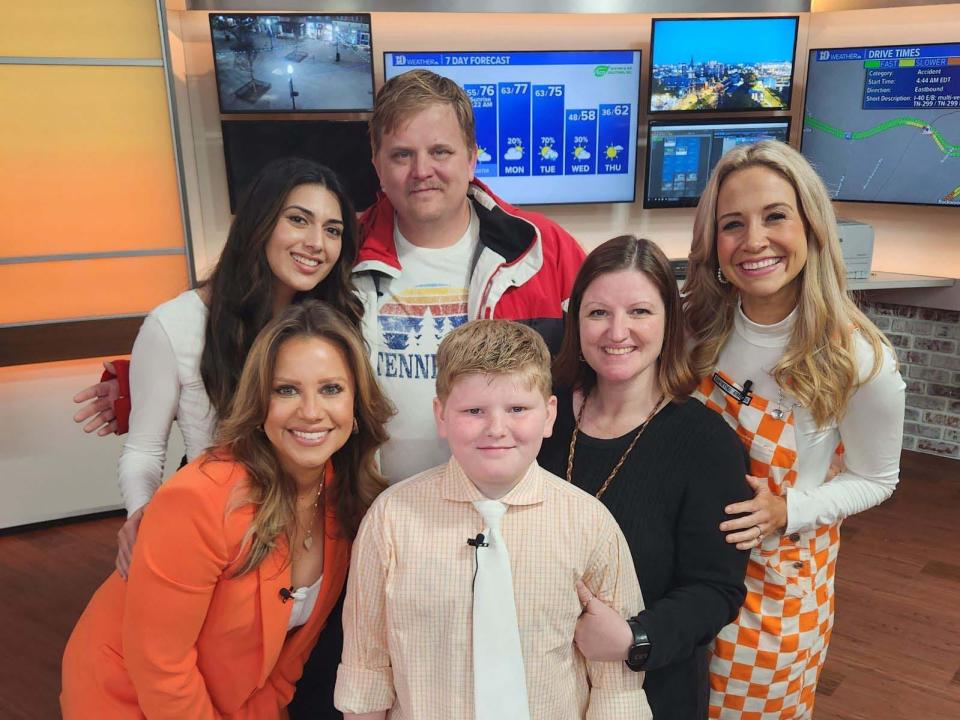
[62,301,393,719]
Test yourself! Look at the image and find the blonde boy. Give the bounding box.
[335,320,650,720]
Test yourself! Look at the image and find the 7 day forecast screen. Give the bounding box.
[801,43,960,206]
[383,51,642,205]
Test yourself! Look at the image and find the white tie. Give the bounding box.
[471,499,530,720]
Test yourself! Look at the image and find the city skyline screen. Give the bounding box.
[210,14,375,113]
[649,17,799,113]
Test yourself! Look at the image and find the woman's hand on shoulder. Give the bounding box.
[719,475,788,551]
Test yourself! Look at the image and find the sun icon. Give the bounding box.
[540,145,559,160]
[573,145,591,160]
[605,144,624,159]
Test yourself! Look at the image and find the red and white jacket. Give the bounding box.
[353,179,585,357]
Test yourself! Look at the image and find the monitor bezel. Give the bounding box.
[801,41,960,208]
[381,49,643,207]
[209,12,376,115]
[220,118,379,214]
[647,16,800,115]
[643,116,793,209]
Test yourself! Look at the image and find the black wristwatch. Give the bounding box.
[625,618,652,671]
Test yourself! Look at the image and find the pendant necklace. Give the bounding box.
[301,471,325,551]
[566,389,665,500]
[771,385,801,420]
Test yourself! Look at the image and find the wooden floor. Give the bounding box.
[2,451,958,719]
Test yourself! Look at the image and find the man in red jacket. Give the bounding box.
[74,70,584,486]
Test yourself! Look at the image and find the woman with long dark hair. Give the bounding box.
[62,301,393,718]
[81,157,363,577]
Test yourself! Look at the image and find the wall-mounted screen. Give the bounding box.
[210,14,374,113]
[221,120,380,213]
[801,43,960,207]
[644,119,791,208]
[383,51,642,205]
[649,17,798,113]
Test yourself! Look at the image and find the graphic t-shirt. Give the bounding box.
[376,208,479,483]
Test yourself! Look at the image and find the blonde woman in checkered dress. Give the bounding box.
[683,141,905,720]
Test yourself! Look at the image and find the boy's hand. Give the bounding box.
[574,580,633,662]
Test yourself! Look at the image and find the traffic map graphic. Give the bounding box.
[801,43,960,206]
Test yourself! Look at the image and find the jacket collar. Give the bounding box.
[353,178,538,277]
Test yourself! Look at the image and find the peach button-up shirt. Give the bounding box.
[335,458,651,720]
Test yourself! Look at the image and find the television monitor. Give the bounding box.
[220,120,380,213]
[383,50,642,205]
[801,42,960,207]
[644,118,791,208]
[649,16,799,113]
[209,14,374,113]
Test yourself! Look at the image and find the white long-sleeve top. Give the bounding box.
[717,304,906,535]
[118,290,216,515]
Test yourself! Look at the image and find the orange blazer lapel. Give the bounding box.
[257,536,293,685]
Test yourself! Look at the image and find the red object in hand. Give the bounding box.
[101,359,131,435]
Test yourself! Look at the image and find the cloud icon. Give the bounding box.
[477,148,492,162]
[539,146,559,160]
[573,146,591,160]
[504,145,524,160]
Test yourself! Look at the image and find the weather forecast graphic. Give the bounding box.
[801,43,960,206]
[383,51,641,205]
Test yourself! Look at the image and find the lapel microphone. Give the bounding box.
[467,533,488,548]
[279,586,294,603]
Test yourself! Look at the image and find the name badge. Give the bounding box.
[713,372,752,405]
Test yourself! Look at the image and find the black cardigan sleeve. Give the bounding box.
[630,416,751,672]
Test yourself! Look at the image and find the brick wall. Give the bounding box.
[859,301,960,460]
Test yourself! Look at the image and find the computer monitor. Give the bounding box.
[220,120,380,213]
[644,118,791,208]
[649,16,799,113]
[801,42,960,207]
[210,14,374,113]
[383,50,642,205]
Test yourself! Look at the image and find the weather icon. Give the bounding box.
[504,144,524,160]
[539,145,559,161]
[604,145,624,159]
[572,145,591,160]
[477,147,492,162]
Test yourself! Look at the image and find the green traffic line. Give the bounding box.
[805,114,960,156]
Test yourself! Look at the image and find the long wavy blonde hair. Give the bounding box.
[213,300,393,576]
[683,140,892,427]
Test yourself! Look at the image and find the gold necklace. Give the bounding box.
[301,471,325,551]
[565,390,666,500]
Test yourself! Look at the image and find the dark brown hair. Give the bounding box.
[553,235,696,400]
[200,157,363,419]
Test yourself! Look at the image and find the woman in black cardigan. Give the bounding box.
[539,235,750,719]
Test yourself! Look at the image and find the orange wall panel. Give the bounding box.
[0,1,161,59]
[0,255,190,325]
[0,65,184,258]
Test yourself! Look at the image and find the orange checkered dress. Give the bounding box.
[693,370,840,720]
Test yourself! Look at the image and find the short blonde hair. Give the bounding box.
[370,69,476,156]
[435,320,552,403]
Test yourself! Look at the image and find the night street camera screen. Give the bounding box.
[210,14,374,113]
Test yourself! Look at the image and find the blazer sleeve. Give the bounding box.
[122,473,229,720]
